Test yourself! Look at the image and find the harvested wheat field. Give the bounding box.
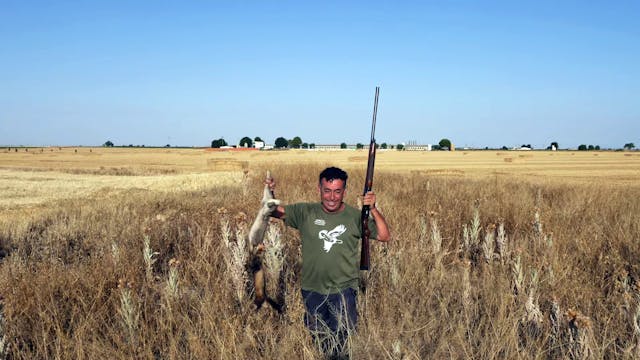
[1,147,639,359]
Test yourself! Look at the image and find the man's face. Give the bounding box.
[318,178,346,213]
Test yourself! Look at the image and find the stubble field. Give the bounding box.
[0,147,639,359]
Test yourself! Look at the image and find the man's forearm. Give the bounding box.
[370,207,390,242]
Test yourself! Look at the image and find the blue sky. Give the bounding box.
[1,1,638,149]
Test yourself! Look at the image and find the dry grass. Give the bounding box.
[0,169,243,209]
[0,149,639,358]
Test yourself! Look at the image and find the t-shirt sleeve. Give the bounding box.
[284,203,303,229]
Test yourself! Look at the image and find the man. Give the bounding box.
[268,166,390,357]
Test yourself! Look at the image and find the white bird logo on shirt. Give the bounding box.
[319,225,346,252]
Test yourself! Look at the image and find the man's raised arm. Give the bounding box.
[265,177,286,219]
[363,191,390,242]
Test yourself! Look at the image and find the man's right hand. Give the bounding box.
[265,176,276,193]
[264,176,285,219]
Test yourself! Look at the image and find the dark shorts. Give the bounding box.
[302,288,358,358]
[301,287,358,333]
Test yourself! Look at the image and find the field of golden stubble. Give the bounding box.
[0,147,639,359]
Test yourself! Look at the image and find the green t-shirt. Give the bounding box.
[284,202,378,295]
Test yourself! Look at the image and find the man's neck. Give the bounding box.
[321,202,345,214]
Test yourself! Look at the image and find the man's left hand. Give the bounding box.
[363,191,377,209]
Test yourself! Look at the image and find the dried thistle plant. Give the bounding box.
[622,288,640,356]
[118,280,139,346]
[631,302,640,357]
[430,218,443,269]
[524,271,543,335]
[0,298,7,358]
[392,339,403,359]
[222,216,249,304]
[550,298,562,348]
[461,261,472,315]
[470,207,481,248]
[111,241,120,266]
[462,224,470,254]
[202,227,213,255]
[496,222,507,262]
[143,235,159,283]
[165,258,180,299]
[220,217,232,248]
[533,209,543,238]
[461,206,482,263]
[482,225,495,264]
[419,214,428,247]
[512,255,524,296]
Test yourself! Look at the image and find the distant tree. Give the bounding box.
[551,141,559,150]
[289,136,302,149]
[275,137,288,149]
[501,146,509,150]
[588,145,595,151]
[239,137,253,148]
[309,143,316,149]
[381,143,387,149]
[624,142,635,150]
[340,143,347,149]
[439,138,452,150]
[211,138,228,148]
[165,144,171,148]
[254,136,263,142]
[356,143,364,149]
[432,144,441,150]
[103,140,114,147]
[302,142,309,149]
[595,145,600,150]
[396,144,405,150]
[578,144,587,151]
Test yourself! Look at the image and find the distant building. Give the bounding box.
[314,144,342,151]
[254,141,265,149]
[405,144,432,151]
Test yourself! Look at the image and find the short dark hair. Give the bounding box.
[319,167,348,186]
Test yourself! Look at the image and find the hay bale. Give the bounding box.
[207,158,249,171]
[348,156,367,162]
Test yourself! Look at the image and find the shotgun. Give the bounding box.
[360,86,379,271]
